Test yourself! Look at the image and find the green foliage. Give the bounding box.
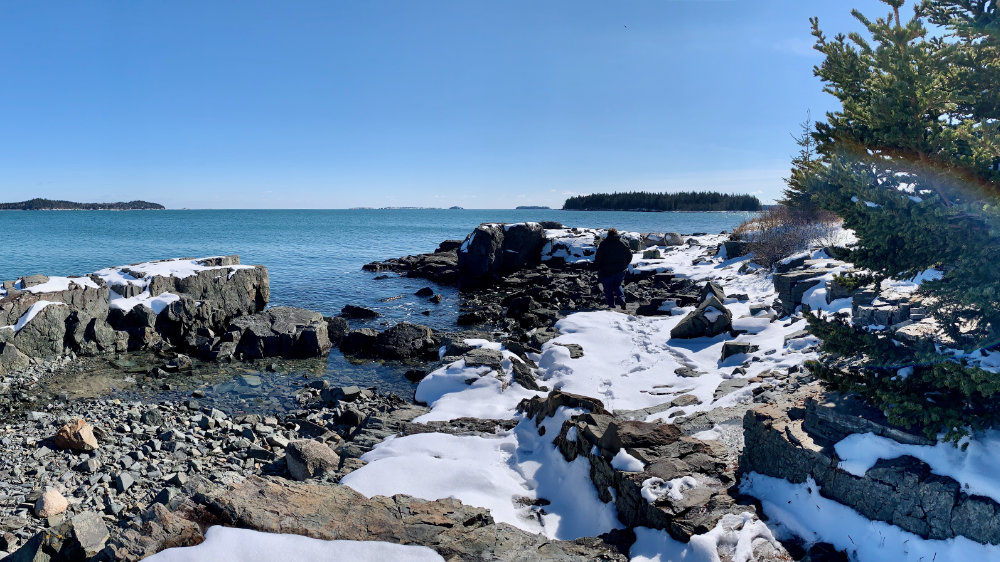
[799,0,1000,437]
[807,313,1000,441]
[780,112,823,215]
[562,191,761,212]
[0,198,165,211]
[831,271,876,291]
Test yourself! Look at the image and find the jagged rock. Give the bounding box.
[285,440,340,481]
[670,295,732,339]
[0,342,30,375]
[70,511,110,558]
[12,303,70,358]
[699,282,726,303]
[226,307,332,359]
[740,383,1000,545]
[53,419,99,452]
[325,316,349,346]
[371,322,437,360]
[457,223,546,289]
[340,328,378,354]
[34,488,68,518]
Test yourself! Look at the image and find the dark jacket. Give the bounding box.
[594,233,633,278]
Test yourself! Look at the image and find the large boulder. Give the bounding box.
[0,342,30,375]
[226,307,332,359]
[371,322,438,360]
[670,295,732,339]
[285,439,340,481]
[457,223,546,288]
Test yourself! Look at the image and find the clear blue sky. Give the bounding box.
[0,0,894,209]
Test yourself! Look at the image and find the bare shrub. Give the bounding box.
[732,206,840,268]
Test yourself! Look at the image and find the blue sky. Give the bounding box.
[0,0,893,209]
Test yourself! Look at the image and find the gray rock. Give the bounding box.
[227,307,332,359]
[285,440,339,481]
[71,510,110,558]
[670,295,732,339]
[371,322,437,360]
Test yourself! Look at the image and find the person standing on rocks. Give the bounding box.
[594,228,633,310]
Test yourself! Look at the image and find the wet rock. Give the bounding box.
[338,329,376,355]
[285,440,340,481]
[325,316,349,346]
[339,304,380,319]
[371,322,438,361]
[415,287,434,297]
[53,419,99,452]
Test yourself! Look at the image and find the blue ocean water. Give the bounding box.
[0,209,751,331]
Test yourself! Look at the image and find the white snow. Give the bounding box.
[17,276,99,294]
[835,431,1000,504]
[641,476,698,503]
[341,406,623,539]
[630,512,778,562]
[145,526,445,562]
[742,472,1000,561]
[108,290,181,314]
[611,448,645,472]
[0,301,66,333]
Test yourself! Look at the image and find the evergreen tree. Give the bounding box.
[801,0,1000,438]
[779,112,822,214]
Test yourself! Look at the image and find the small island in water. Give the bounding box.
[516,205,550,210]
[0,198,165,211]
[563,190,761,212]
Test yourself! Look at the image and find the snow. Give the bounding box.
[742,472,1000,561]
[834,430,1000,504]
[341,406,623,539]
[145,526,445,562]
[611,448,644,472]
[703,306,724,323]
[630,512,778,562]
[108,290,181,314]
[17,276,99,294]
[641,476,698,503]
[0,301,66,333]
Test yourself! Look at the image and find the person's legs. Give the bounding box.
[599,276,616,307]
[612,271,626,307]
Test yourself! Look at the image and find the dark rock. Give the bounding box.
[325,316,349,345]
[415,287,435,297]
[339,304,380,319]
[227,307,332,359]
[371,322,437,361]
[670,295,732,339]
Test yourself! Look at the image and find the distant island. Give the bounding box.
[515,205,550,210]
[563,191,761,212]
[0,198,165,211]
[449,206,464,210]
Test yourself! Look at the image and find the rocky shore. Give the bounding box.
[1,223,990,562]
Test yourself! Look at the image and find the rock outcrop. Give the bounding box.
[457,223,547,289]
[108,476,628,562]
[0,256,332,371]
[741,382,1000,545]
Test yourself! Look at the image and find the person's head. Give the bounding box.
[607,227,619,237]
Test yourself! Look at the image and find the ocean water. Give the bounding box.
[0,209,751,330]
[1,209,752,403]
